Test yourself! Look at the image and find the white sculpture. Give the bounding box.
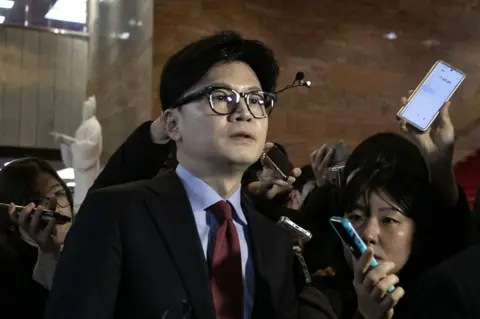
[51,96,103,212]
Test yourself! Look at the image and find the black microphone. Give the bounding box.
[295,72,305,81]
[275,72,312,93]
[295,72,311,88]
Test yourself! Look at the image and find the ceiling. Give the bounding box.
[0,0,87,32]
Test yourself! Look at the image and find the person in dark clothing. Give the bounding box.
[0,158,74,319]
[298,127,476,319]
[46,30,299,319]
[405,243,480,319]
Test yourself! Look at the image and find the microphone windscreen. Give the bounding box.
[295,72,305,81]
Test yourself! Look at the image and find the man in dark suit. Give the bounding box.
[405,243,480,318]
[45,31,298,319]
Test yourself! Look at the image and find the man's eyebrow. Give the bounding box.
[206,83,262,91]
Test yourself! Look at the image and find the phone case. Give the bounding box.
[396,60,465,132]
[330,216,395,293]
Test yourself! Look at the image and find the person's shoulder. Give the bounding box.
[79,178,161,218]
[412,244,480,305]
[88,179,153,198]
[242,195,293,245]
[428,244,480,282]
[406,245,480,318]
[299,284,338,319]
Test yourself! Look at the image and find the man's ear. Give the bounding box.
[163,109,181,142]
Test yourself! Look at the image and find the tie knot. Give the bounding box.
[209,200,233,222]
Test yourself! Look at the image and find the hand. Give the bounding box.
[399,90,458,205]
[8,197,62,257]
[399,90,454,165]
[286,189,303,210]
[247,142,301,200]
[310,144,335,187]
[150,113,170,144]
[353,248,405,319]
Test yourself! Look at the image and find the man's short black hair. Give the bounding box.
[159,30,279,111]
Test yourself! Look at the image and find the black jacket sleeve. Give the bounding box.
[89,121,173,192]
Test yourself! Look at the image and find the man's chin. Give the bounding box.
[223,153,259,167]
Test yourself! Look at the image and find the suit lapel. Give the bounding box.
[241,196,277,317]
[145,170,215,319]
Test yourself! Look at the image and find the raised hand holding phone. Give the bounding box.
[310,144,334,187]
[399,92,454,165]
[353,248,405,319]
[399,89,458,205]
[7,197,64,256]
[396,60,464,133]
[247,142,301,199]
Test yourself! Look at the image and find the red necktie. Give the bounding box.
[208,201,244,319]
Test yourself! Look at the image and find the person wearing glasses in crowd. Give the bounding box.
[45,31,301,319]
[0,158,74,319]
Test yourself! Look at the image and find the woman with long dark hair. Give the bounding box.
[0,158,74,319]
[299,130,475,319]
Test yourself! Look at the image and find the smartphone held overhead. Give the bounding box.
[396,60,465,132]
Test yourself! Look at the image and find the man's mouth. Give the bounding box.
[230,132,255,140]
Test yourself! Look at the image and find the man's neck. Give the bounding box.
[177,157,245,199]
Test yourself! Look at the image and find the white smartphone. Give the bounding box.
[397,60,465,132]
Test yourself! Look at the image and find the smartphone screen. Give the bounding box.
[398,61,465,131]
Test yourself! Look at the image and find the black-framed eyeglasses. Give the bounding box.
[32,195,71,209]
[173,86,276,119]
[171,72,311,118]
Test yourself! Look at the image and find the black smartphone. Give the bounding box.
[261,145,294,180]
[328,140,349,167]
[0,203,72,225]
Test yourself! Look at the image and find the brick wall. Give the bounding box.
[153,0,480,165]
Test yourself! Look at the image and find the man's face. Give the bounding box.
[166,61,269,169]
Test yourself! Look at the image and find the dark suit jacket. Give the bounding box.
[0,233,49,319]
[405,243,480,319]
[45,170,298,319]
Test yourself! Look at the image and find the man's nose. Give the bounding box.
[231,99,253,122]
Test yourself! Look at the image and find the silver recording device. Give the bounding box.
[277,216,312,245]
[277,216,313,285]
[329,164,345,188]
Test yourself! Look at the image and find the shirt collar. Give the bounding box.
[175,164,247,224]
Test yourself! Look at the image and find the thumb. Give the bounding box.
[438,101,452,128]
